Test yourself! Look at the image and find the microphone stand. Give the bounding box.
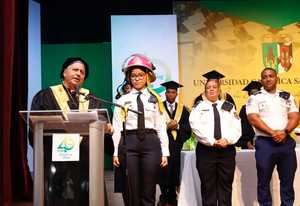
[83,93,136,201]
[84,93,141,115]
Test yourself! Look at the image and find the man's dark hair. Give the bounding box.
[261,67,277,77]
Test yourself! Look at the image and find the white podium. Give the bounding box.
[20,109,109,206]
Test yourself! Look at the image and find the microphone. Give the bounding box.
[75,85,81,99]
[85,94,142,115]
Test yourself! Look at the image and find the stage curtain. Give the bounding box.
[0,0,33,205]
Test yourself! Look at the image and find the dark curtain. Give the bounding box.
[0,0,33,205]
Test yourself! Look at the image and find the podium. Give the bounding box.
[19,109,110,206]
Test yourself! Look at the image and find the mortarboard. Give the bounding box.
[161,80,183,90]
[242,81,262,92]
[202,70,225,80]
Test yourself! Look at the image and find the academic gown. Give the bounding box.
[160,101,191,187]
[235,105,255,149]
[30,86,100,206]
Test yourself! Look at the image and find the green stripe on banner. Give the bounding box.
[42,42,114,169]
[199,0,300,28]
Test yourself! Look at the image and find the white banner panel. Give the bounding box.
[111,15,179,100]
[52,134,80,162]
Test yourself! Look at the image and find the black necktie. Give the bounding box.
[137,92,145,129]
[212,103,221,140]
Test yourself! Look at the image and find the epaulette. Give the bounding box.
[279,91,290,100]
[221,101,234,112]
[252,91,261,95]
[193,100,202,108]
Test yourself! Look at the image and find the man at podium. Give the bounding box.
[30,57,109,206]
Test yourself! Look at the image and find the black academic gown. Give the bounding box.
[236,105,255,149]
[160,101,191,192]
[30,85,100,206]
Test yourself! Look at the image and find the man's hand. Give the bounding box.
[272,130,287,143]
[167,120,178,130]
[113,156,120,167]
[160,156,168,167]
[105,123,114,134]
[246,141,255,149]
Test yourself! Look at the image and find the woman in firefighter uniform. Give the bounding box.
[112,54,169,206]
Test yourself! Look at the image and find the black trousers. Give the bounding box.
[159,142,182,205]
[122,130,162,206]
[195,143,236,206]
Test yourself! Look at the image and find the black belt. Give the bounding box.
[122,128,157,136]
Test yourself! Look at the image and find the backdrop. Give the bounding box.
[175,1,300,109]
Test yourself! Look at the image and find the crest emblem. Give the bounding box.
[262,34,293,73]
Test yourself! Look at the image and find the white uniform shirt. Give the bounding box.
[189,99,241,146]
[246,88,298,136]
[112,87,169,156]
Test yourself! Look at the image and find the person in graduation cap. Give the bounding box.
[193,70,236,107]
[157,81,191,206]
[30,57,113,206]
[236,81,262,149]
[112,54,169,206]
[189,77,241,206]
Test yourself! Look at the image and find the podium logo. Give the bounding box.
[57,136,75,153]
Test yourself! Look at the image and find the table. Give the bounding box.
[178,147,300,206]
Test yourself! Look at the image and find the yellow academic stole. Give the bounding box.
[164,103,184,140]
[50,84,90,119]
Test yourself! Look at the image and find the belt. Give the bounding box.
[121,128,157,136]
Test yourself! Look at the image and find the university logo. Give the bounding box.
[262,34,293,73]
[57,136,75,153]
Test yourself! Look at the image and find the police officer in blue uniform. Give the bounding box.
[246,67,299,206]
[189,77,241,206]
[112,54,169,206]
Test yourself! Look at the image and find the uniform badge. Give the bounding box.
[124,101,132,106]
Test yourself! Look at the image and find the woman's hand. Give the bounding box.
[113,156,120,167]
[160,156,168,167]
[214,138,229,148]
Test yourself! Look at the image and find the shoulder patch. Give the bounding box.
[279,91,290,100]
[221,101,234,111]
[148,95,157,104]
